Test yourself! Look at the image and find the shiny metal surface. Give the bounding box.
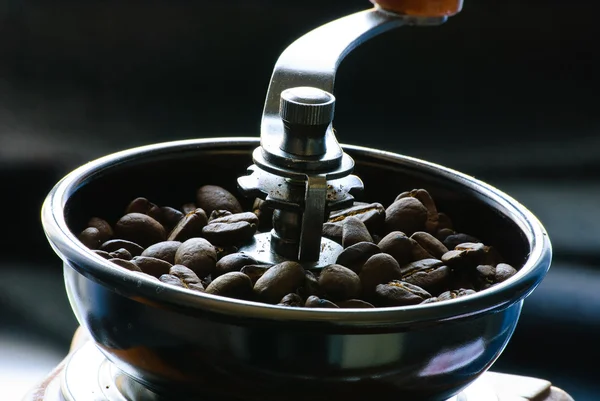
[43,138,551,400]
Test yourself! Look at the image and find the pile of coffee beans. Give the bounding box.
[77,185,517,308]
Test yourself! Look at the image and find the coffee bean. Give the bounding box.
[109,248,132,260]
[141,241,182,264]
[495,263,517,282]
[396,189,439,233]
[437,213,453,231]
[410,232,448,259]
[438,288,476,302]
[441,242,485,269]
[474,265,496,290]
[181,203,197,214]
[214,253,258,278]
[378,231,413,266]
[240,264,271,286]
[214,245,239,260]
[409,238,434,261]
[318,264,362,301]
[100,239,144,257]
[78,227,104,249]
[168,209,208,242]
[336,241,381,274]
[159,265,205,292]
[482,246,504,266]
[159,274,186,288]
[150,206,184,232]
[87,217,113,242]
[174,238,217,279]
[336,299,375,308]
[385,197,428,236]
[125,197,159,215]
[93,250,112,259]
[208,210,233,222]
[131,256,173,278]
[297,270,321,299]
[342,216,373,248]
[202,212,259,246]
[359,253,403,296]
[254,261,305,304]
[421,297,439,304]
[114,213,166,248]
[196,185,243,216]
[277,293,304,307]
[109,258,142,272]
[374,281,431,307]
[401,258,451,294]
[305,296,339,308]
[206,272,253,300]
[436,228,455,242]
[328,202,386,234]
[322,223,343,244]
[443,233,481,250]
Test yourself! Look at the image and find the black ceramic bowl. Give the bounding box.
[42,137,551,401]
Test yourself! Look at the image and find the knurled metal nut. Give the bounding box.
[280,86,336,126]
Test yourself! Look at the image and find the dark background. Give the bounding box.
[1,0,599,399]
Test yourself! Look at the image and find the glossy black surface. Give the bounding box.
[43,139,550,400]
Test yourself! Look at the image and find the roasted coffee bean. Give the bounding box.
[109,258,143,272]
[410,239,434,261]
[114,213,166,248]
[141,241,182,264]
[396,189,439,233]
[168,209,208,242]
[495,263,517,282]
[336,299,375,308]
[181,203,197,214]
[438,288,476,301]
[87,217,113,242]
[208,210,232,222]
[174,238,217,279]
[342,216,373,248]
[374,281,431,307]
[297,270,321,299]
[93,250,112,259]
[202,212,258,246]
[278,293,304,307]
[436,228,455,242]
[359,253,403,296]
[252,198,274,231]
[254,261,305,304]
[378,231,413,266]
[305,296,339,308]
[318,264,362,302]
[385,197,428,236]
[159,265,205,292]
[196,185,243,216]
[475,265,496,290]
[79,227,104,249]
[410,232,448,259]
[150,206,184,232]
[336,241,381,274]
[442,242,485,269]
[214,253,258,278]
[443,233,480,250]
[131,256,173,278]
[481,246,503,266]
[125,197,159,215]
[100,239,144,257]
[328,202,386,234]
[109,248,132,260]
[240,264,271,286]
[437,213,453,231]
[401,259,451,294]
[206,272,253,300]
[322,223,343,244]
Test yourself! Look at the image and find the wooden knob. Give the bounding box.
[370,0,463,17]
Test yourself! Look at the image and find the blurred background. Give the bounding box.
[1,0,599,399]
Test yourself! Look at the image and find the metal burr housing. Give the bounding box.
[40,5,552,401]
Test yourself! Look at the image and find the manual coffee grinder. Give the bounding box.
[33,1,574,400]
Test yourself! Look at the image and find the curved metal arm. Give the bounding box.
[260,7,447,158]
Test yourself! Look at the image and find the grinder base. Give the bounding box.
[24,340,574,401]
